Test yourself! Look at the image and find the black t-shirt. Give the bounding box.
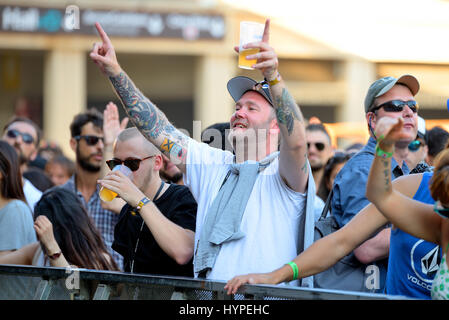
[112,183,197,277]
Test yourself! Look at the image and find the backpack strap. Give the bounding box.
[320,188,333,220]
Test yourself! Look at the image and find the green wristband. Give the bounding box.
[375,142,393,159]
[287,261,299,280]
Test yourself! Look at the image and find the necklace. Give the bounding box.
[130,181,165,273]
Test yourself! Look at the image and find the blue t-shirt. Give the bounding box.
[385,172,441,299]
[331,137,410,292]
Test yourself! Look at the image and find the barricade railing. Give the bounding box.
[0,264,409,300]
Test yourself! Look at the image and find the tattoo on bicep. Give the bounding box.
[274,88,303,135]
[301,153,308,174]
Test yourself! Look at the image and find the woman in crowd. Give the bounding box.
[366,117,448,300]
[317,152,352,202]
[0,141,36,256]
[0,187,119,271]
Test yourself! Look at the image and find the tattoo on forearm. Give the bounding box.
[274,88,303,135]
[382,159,390,191]
[109,72,189,157]
[301,153,308,174]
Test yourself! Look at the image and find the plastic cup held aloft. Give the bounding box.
[238,21,264,70]
[99,164,132,202]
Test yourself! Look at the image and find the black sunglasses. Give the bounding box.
[74,135,104,146]
[307,142,326,151]
[408,140,423,152]
[433,201,449,219]
[371,100,418,113]
[106,156,155,172]
[6,129,34,144]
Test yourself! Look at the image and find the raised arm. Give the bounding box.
[90,23,190,172]
[242,19,308,192]
[366,116,441,244]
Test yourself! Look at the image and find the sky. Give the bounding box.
[222,0,449,62]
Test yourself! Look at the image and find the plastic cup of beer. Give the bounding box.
[99,164,132,202]
[238,21,264,70]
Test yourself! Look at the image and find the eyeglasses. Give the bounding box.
[307,142,326,151]
[74,135,104,146]
[106,156,155,172]
[408,140,423,152]
[6,129,35,144]
[433,201,449,219]
[371,100,418,113]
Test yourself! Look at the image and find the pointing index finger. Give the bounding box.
[262,19,270,43]
[95,22,111,45]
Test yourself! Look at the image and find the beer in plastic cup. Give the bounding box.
[99,164,132,202]
[238,21,264,70]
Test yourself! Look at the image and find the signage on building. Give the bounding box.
[0,5,225,40]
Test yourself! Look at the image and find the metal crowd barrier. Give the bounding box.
[0,264,409,300]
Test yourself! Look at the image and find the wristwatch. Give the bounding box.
[136,197,151,211]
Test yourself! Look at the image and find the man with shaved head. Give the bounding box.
[99,128,197,276]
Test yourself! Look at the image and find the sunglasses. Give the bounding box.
[408,140,423,152]
[106,155,155,172]
[6,129,34,144]
[74,135,104,146]
[433,201,449,219]
[307,142,326,151]
[371,100,418,113]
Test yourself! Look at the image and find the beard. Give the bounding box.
[13,143,29,165]
[160,170,183,184]
[76,146,101,173]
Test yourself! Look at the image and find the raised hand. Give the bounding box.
[374,117,409,146]
[103,101,129,146]
[90,22,121,77]
[234,19,279,80]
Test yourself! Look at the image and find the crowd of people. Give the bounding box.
[1,18,448,300]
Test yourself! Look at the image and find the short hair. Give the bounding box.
[70,108,103,138]
[3,116,42,147]
[306,123,331,144]
[116,127,160,156]
[425,126,449,157]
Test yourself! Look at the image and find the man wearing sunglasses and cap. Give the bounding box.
[90,19,317,287]
[330,75,420,292]
[2,117,43,212]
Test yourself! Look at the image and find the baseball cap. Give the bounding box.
[364,75,420,113]
[227,76,274,107]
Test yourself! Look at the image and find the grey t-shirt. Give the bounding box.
[0,200,36,251]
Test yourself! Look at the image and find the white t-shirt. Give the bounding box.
[184,140,306,282]
[23,178,42,213]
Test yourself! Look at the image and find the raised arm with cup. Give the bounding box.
[90,19,313,283]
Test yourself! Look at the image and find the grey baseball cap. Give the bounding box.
[364,74,420,113]
[227,76,274,107]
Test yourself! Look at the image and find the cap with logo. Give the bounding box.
[227,76,273,107]
[364,75,420,113]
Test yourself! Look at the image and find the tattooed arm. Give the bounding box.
[90,22,190,172]
[243,19,308,193]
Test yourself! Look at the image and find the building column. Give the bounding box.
[43,49,85,159]
[193,54,235,140]
[339,58,376,123]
